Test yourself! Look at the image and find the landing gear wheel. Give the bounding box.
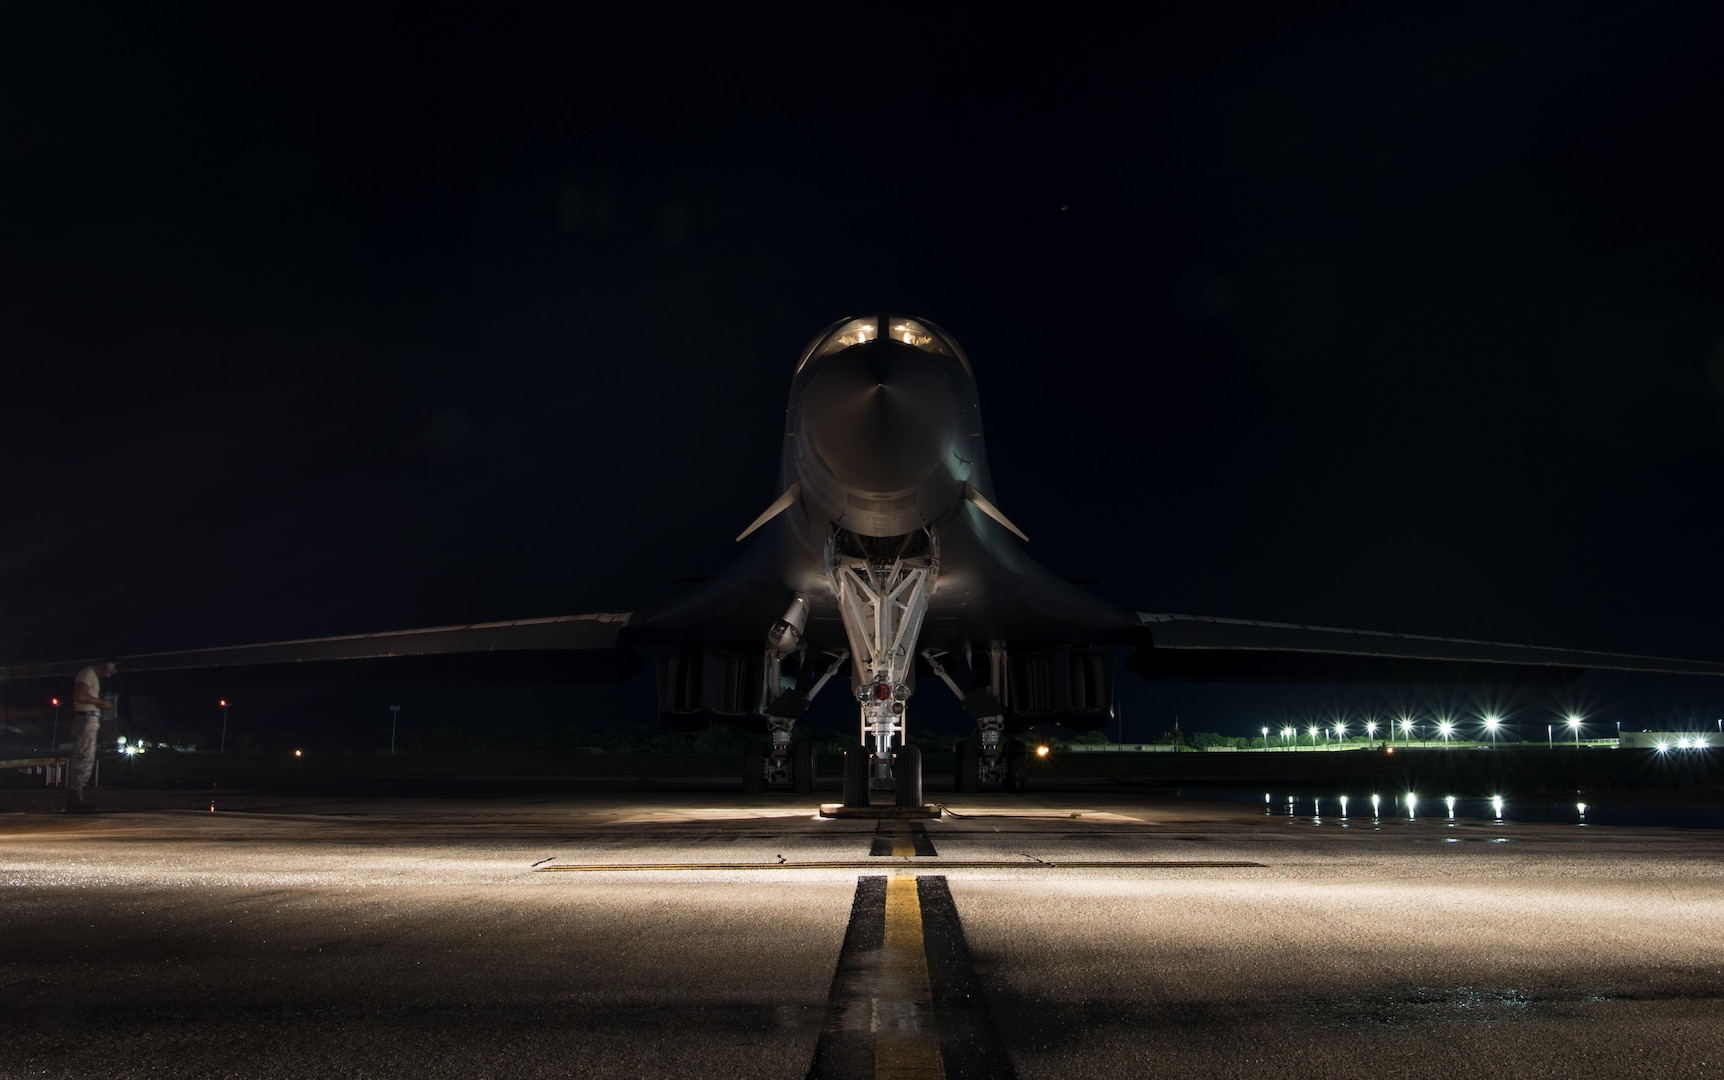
[742,740,767,795]
[842,745,872,808]
[1004,739,1029,794]
[792,739,818,795]
[892,744,923,808]
[955,737,980,794]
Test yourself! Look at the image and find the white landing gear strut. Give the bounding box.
[827,528,936,808]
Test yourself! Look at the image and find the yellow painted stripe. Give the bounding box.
[876,874,943,1079]
[890,821,916,859]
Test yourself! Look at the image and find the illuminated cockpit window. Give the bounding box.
[887,318,948,356]
[812,317,877,360]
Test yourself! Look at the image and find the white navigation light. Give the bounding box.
[1445,795,1456,819]
[1491,795,1505,819]
[1406,793,1417,819]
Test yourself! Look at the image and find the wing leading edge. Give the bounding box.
[0,613,634,682]
[1129,612,1724,683]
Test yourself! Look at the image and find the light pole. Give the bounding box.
[1281,726,1294,749]
[1334,721,1346,746]
[1308,724,1320,750]
[1547,724,1552,748]
[1365,720,1379,744]
[50,697,61,750]
[1568,715,1581,747]
[1439,720,1454,747]
[1400,718,1414,745]
[219,699,230,754]
[1484,715,1500,747]
[390,705,401,754]
[1261,726,1269,751]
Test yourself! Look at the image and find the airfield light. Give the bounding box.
[1406,792,1417,819]
[1567,715,1582,746]
[1281,726,1294,747]
[1439,720,1454,746]
[1334,721,1346,742]
[1370,793,1380,817]
[1308,725,1320,748]
[51,697,59,706]
[1445,795,1456,820]
[1491,795,1505,820]
[1339,795,1349,818]
[1484,715,1500,746]
[219,699,231,755]
[1035,745,1049,758]
[1365,720,1379,740]
[1262,726,1269,748]
[124,745,137,757]
[293,748,304,758]
[1656,742,1670,753]
[1577,802,1588,820]
[1400,718,1413,742]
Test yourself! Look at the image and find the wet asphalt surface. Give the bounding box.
[3,785,1722,1079]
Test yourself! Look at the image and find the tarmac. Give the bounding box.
[3,784,1722,1078]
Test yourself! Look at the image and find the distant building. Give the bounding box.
[1618,731,1715,750]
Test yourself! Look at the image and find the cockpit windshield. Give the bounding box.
[796,314,971,374]
[810,317,877,361]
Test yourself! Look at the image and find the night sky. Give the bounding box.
[7,4,1724,739]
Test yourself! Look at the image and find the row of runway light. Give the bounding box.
[1259,717,1721,748]
[1267,792,1588,822]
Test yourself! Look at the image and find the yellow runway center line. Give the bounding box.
[875,874,944,1079]
[891,821,916,859]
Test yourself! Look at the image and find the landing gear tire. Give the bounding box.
[842,745,872,808]
[742,740,767,795]
[955,737,980,794]
[792,739,818,795]
[1004,739,1029,794]
[892,744,923,808]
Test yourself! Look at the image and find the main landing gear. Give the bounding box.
[741,599,850,796]
[928,644,1027,794]
[743,735,818,795]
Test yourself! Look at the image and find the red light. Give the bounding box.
[219,699,228,708]
[874,682,892,701]
[50,697,59,707]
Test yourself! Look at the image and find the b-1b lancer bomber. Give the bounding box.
[7,315,1722,805]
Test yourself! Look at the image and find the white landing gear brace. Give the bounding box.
[828,527,937,808]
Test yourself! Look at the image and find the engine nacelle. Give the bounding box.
[1008,647,1115,731]
[655,648,762,730]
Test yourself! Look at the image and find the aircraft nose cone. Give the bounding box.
[802,347,960,493]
